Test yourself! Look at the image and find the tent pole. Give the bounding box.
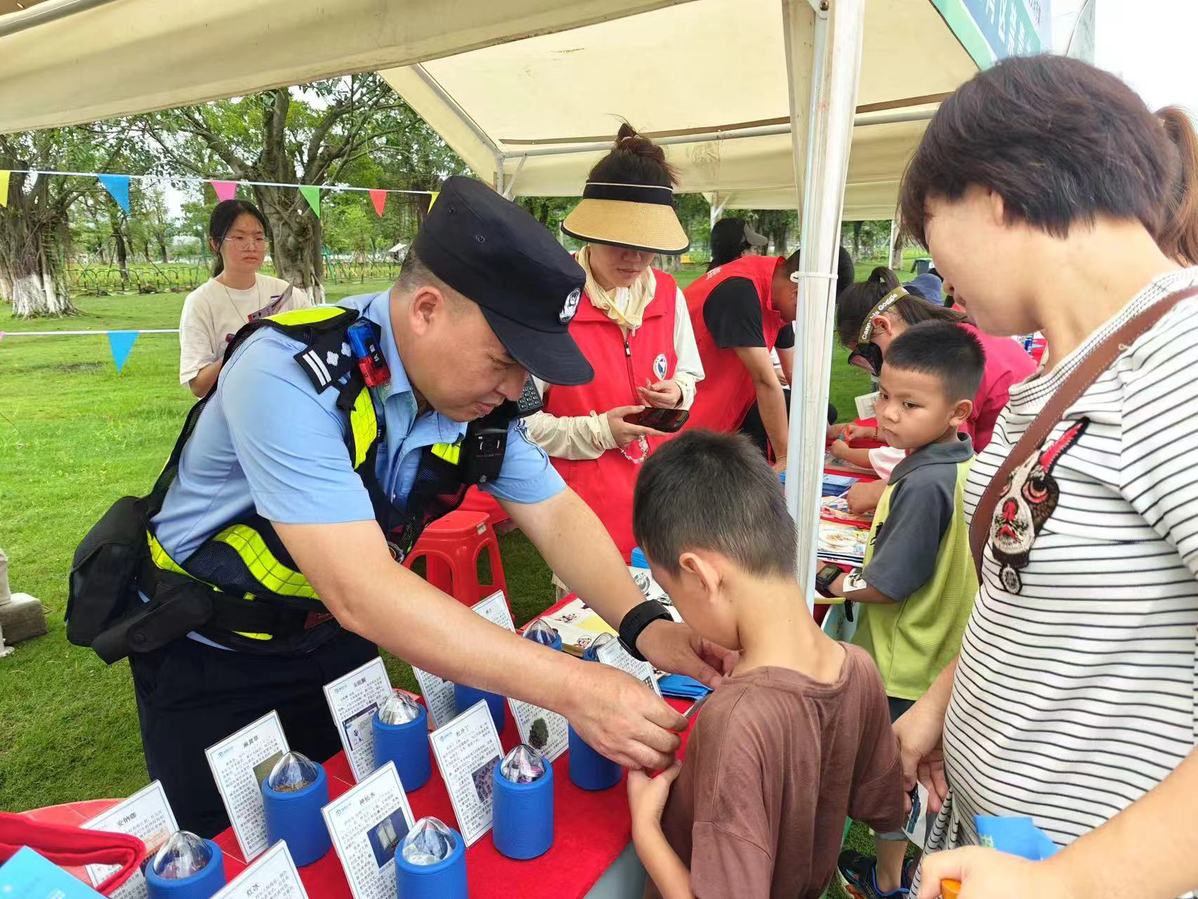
[782,0,866,612]
[709,194,728,228]
[889,217,903,269]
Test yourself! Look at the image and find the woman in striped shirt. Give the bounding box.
[894,56,1198,899]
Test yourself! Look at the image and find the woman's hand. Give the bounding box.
[606,405,667,448]
[627,761,683,830]
[637,379,683,409]
[893,697,950,814]
[917,848,1078,899]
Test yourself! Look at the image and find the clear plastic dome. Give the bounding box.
[582,631,617,661]
[378,691,422,725]
[151,831,212,880]
[266,751,320,793]
[499,743,547,783]
[523,620,560,647]
[401,816,456,865]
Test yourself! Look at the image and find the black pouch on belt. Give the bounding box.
[66,495,151,651]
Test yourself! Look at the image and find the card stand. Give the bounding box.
[567,725,622,791]
[395,828,467,899]
[261,764,331,867]
[145,840,226,899]
[373,705,432,792]
[453,683,506,735]
[492,764,554,860]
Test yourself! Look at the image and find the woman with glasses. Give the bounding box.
[178,199,312,397]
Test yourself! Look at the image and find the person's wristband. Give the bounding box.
[618,600,672,661]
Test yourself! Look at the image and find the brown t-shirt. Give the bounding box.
[659,644,904,899]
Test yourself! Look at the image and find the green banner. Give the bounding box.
[933,0,1049,69]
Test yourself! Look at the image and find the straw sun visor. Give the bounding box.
[562,182,690,255]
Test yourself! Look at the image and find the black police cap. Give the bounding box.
[412,176,592,386]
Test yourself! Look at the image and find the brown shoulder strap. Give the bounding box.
[970,284,1198,577]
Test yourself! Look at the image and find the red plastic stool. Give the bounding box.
[458,486,511,529]
[405,509,509,607]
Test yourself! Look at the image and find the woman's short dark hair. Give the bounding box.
[586,123,678,188]
[708,218,752,270]
[836,266,962,347]
[208,199,269,276]
[900,55,1195,250]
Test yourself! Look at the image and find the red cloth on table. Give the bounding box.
[0,811,146,896]
[212,597,699,899]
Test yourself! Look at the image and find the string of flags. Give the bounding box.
[0,328,178,374]
[0,168,440,220]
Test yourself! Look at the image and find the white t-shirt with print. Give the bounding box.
[916,267,1198,898]
[178,274,311,385]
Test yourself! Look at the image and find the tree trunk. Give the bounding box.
[109,207,129,290]
[157,236,169,264]
[256,185,324,300]
[0,175,76,317]
[851,221,863,258]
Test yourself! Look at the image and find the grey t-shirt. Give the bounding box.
[862,435,973,601]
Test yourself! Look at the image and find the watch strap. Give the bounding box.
[617,600,672,661]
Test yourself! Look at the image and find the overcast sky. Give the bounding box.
[1054,0,1196,113]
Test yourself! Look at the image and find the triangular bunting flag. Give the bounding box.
[98,174,130,214]
[0,170,10,208]
[299,185,321,218]
[369,189,387,217]
[210,180,238,202]
[426,191,439,212]
[106,331,138,374]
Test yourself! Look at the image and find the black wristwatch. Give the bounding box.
[618,600,672,661]
[815,562,841,598]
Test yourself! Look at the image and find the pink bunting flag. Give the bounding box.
[210,180,238,202]
[369,190,387,217]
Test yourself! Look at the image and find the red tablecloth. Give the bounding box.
[208,598,698,898]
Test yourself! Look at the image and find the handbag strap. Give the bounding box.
[970,283,1198,577]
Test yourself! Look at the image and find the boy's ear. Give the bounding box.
[950,396,974,428]
[678,551,721,596]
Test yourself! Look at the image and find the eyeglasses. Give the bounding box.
[222,236,267,249]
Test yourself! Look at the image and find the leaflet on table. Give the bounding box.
[855,391,879,420]
[627,566,682,622]
[320,761,416,899]
[211,841,309,899]
[427,699,504,846]
[536,597,616,656]
[204,710,289,860]
[820,494,873,527]
[83,781,179,899]
[323,656,395,783]
[595,637,663,697]
[0,847,105,898]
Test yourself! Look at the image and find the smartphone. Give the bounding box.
[627,407,690,433]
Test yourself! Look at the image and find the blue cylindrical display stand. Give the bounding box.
[395,827,467,899]
[145,840,226,899]
[630,546,648,569]
[260,763,331,867]
[492,762,554,859]
[567,725,622,791]
[373,704,432,791]
[454,683,506,734]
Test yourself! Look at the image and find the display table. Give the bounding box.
[204,597,699,899]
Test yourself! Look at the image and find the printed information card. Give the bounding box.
[428,700,505,846]
[211,841,308,899]
[596,638,663,697]
[507,696,568,762]
[205,710,290,860]
[324,657,395,783]
[83,781,179,899]
[321,762,417,899]
[470,590,515,630]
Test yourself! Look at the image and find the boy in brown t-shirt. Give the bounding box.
[626,432,905,899]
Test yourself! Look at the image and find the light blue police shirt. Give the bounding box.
[151,289,564,563]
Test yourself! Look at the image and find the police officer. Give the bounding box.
[112,177,730,835]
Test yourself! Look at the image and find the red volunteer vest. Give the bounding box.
[544,269,679,559]
[684,255,787,433]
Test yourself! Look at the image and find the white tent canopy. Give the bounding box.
[379,0,975,217]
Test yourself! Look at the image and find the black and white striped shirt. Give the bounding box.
[921,268,1198,896]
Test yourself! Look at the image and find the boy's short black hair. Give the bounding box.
[633,431,796,579]
[883,321,985,402]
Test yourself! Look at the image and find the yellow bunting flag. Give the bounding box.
[426,191,439,212]
[0,170,10,208]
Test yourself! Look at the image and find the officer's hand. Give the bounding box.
[606,405,667,448]
[568,664,685,769]
[636,619,735,688]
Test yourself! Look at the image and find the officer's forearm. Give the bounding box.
[274,519,582,714]
[501,488,646,628]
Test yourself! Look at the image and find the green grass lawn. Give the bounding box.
[0,268,875,891]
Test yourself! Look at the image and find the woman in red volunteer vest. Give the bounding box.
[682,251,799,467]
[524,126,704,571]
